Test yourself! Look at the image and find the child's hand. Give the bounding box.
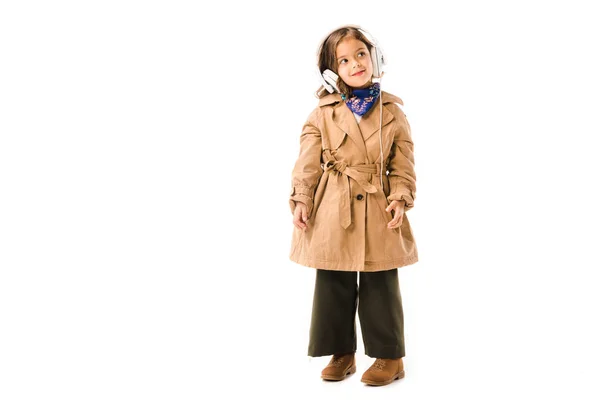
[385,200,405,229]
[293,202,309,231]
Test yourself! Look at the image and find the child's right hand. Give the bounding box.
[293,202,309,231]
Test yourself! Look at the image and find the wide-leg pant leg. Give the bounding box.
[358,268,406,359]
[307,269,358,357]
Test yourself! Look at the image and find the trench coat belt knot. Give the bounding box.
[322,154,382,229]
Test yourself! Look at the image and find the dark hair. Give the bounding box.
[316,25,375,98]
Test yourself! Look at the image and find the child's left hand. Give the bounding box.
[385,200,405,229]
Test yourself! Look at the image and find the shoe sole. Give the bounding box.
[361,370,405,386]
[321,364,357,381]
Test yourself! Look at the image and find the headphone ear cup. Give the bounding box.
[322,69,340,93]
[371,46,385,78]
[316,68,341,94]
[316,68,334,93]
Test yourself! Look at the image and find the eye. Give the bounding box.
[358,51,366,57]
[339,59,347,65]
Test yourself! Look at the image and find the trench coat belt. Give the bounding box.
[323,156,382,229]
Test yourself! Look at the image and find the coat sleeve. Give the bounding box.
[289,107,324,217]
[386,107,416,211]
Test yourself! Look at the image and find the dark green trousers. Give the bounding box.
[308,268,405,359]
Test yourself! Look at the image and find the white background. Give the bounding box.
[1,0,600,399]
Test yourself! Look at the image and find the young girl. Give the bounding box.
[288,25,418,386]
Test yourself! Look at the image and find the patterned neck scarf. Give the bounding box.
[344,82,380,116]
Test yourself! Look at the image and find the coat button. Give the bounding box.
[356,194,364,200]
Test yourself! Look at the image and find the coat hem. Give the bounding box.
[289,253,418,272]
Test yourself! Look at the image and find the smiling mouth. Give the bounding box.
[352,70,365,76]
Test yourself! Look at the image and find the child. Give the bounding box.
[288,25,418,386]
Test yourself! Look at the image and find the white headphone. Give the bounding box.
[316,27,389,199]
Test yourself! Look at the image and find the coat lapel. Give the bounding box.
[331,103,368,159]
[359,92,404,163]
[358,99,395,142]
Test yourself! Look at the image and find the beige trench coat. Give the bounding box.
[288,91,418,272]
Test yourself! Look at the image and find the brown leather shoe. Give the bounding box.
[321,353,356,381]
[360,357,405,386]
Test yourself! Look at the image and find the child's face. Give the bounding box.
[335,37,373,90]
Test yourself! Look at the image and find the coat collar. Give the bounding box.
[319,91,401,162]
